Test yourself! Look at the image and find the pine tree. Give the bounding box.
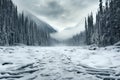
[85,18,88,45]
[0,0,55,46]
[85,0,120,46]
[99,0,103,14]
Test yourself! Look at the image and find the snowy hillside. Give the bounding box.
[24,11,57,33]
[0,46,120,80]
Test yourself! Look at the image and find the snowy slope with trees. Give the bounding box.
[0,0,56,46]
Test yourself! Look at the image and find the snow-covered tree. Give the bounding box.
[0,0,56,46]
[85,0,120,46]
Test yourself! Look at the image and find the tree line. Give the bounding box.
[85,0,120,46]
[64,32,85,46]
[0,0,56,46]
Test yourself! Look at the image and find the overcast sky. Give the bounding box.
[12,0,104,40]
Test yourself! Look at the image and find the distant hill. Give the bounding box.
[24,11,57,33]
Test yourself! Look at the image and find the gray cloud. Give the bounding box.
[35,1,66,19]
[12,0,103,40]
[12,0,99,26]
[13,0,102,40]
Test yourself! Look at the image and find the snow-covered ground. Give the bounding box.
[0,46,120,80]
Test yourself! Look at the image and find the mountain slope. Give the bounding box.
[24,11,57,33]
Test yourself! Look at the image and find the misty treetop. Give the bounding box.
[85,0,120,46]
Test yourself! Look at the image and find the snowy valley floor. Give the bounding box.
[0,46,120,80]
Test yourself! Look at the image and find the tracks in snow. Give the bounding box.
[0,47,120,80]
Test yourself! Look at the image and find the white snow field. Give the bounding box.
[0,46,120,80]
